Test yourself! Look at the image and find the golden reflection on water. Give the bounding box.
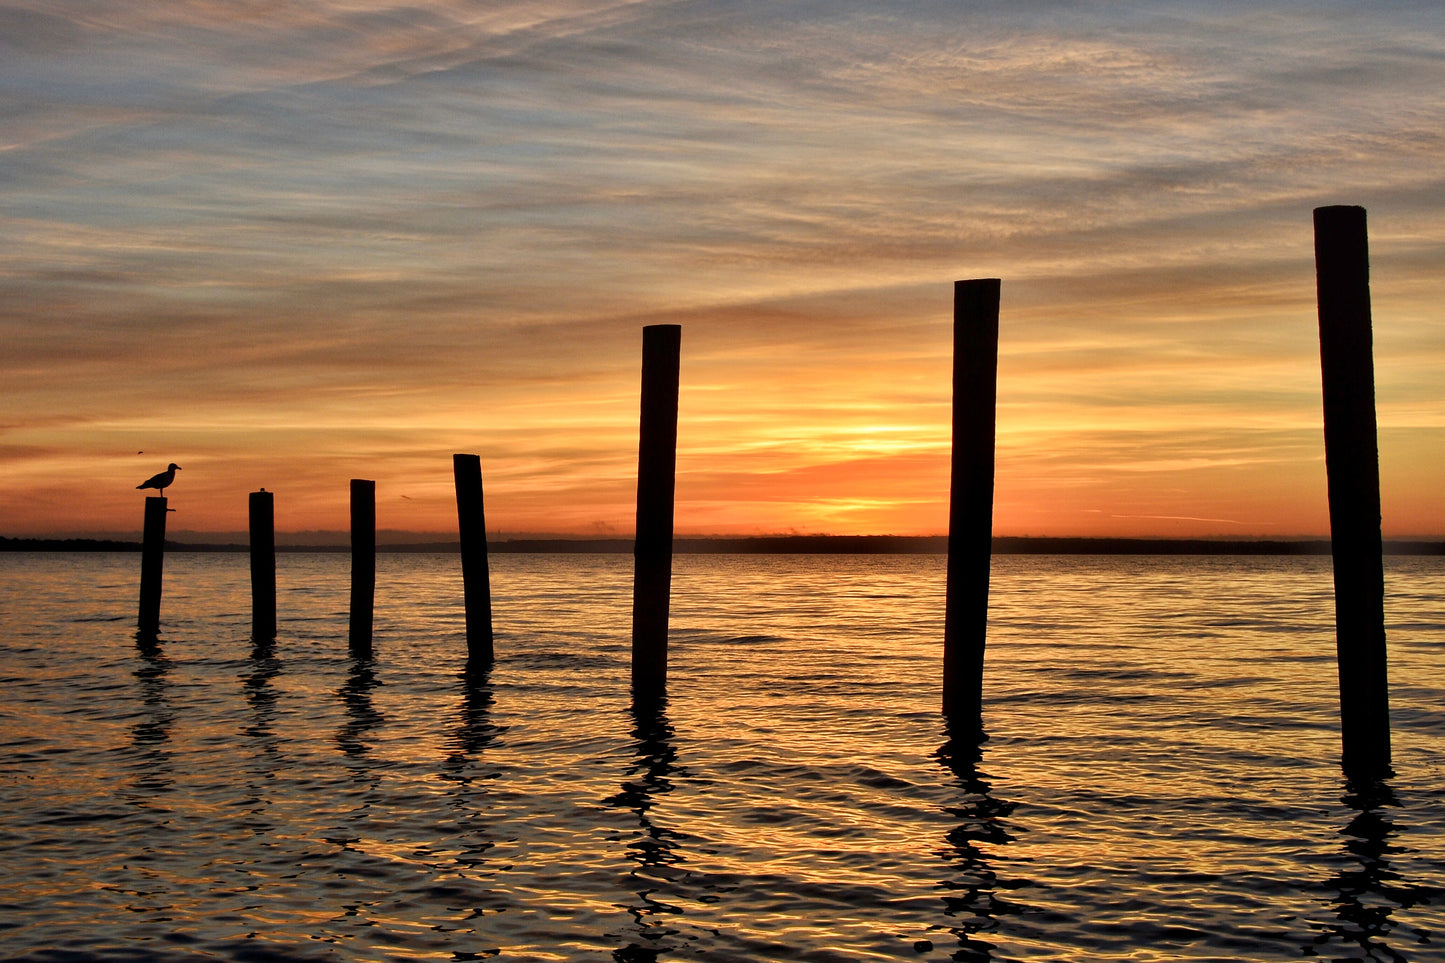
[1,552,1442,960]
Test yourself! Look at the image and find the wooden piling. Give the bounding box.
[943,279,1001,725]
[349,479,376,655]
[453,454,495,661]
[137,496,168,636]
[631,324,681,695]
[249,489,276,640]
[1314,205,1391,776]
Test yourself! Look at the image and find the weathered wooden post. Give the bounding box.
[943,279,1000,726]
[349,479,376,655]
[453,454,495,661]
[631,324,681,696]
[137,496,168,636]
[249,489,277,640]
[1314,205,1391,777]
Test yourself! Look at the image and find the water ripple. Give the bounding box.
[1,552,1443,960]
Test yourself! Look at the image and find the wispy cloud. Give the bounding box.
[1,0,1441,536]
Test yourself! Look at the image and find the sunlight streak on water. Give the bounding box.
[1,552,1443,960]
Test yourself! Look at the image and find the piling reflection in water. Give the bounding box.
[446,658,504,771]
[329,655,389,936]
[243,638,281,744]
[239,638,282,840]
[130,633,174,793]
[336,656,384,759]
[606,695,694,961]
[1308,776,1441,958]
[935,722,1028,961]
[442,659,506,889]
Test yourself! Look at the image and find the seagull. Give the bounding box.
[137,463,181,495]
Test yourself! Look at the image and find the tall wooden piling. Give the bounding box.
[943,279,1001,725]
[1314,205,1391,776]
[137,496,168,636]
[349,479,376,655]
[453,454,495,662]
[249,489,276,640]
[631,324,682,695]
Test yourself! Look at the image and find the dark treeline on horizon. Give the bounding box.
[4,534,1444,555]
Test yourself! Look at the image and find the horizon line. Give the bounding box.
[4,533,1443,556]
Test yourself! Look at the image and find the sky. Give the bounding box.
[1,0,1442,539]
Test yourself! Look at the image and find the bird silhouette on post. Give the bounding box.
[137,463,181,494]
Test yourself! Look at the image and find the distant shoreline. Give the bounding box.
[3,535,1443,555]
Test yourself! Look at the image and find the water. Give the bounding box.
[2,552,1443,961]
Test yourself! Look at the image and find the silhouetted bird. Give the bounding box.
[137,463,181,495]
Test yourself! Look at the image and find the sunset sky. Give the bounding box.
[2,1,1442,539]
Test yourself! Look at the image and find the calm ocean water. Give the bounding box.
[2,552,1443,962]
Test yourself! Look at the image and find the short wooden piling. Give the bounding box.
[249,489,276,640]
[1314,205,1391,776]
[631,324,682,695]
[349,479,376,655]
[453,454,495,662]
[943,279,1001,725]
[137,496,168,636]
